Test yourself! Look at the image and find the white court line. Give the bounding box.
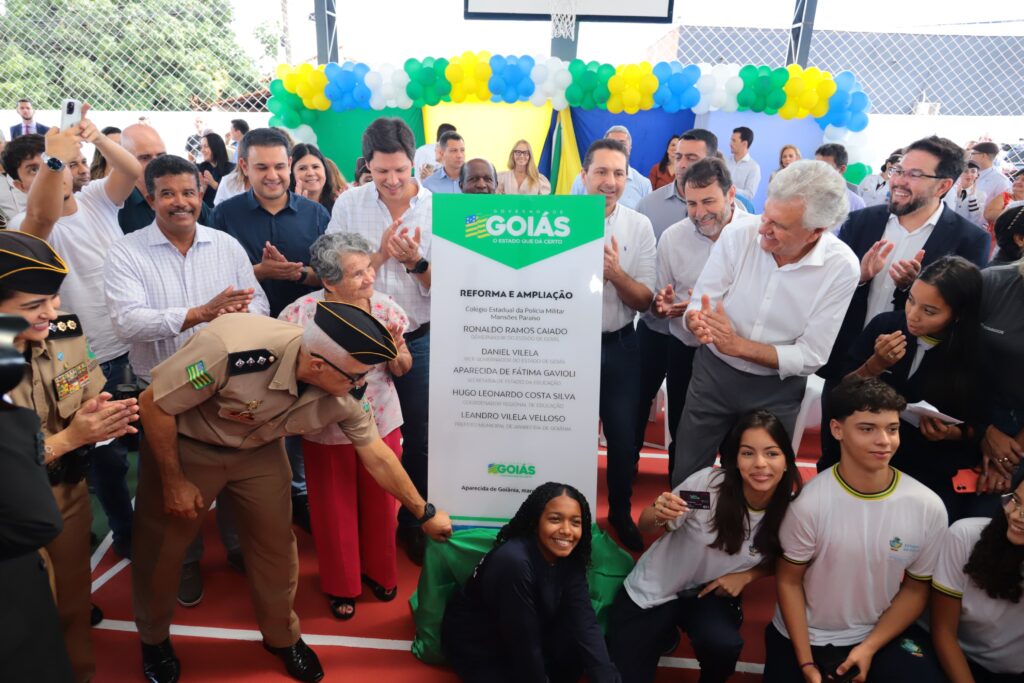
[90,532,113,572]
[94,619,765,671]
[92,558,131,593]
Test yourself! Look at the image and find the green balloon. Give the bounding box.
[419,68,435,85]
[594,83,610,102]
[568,59,585,76]
[736,90,754,108]
[758,65,772,77]
[739,65,757,83]
[580,70,598,90]
[267,97,286,115]
[844,162,871,185]
[406,80,424,100]
[269,79,287,99]
[281,109,301,128]
[268,115,283,127]
[423,56,435,69]
[300,108,318,124]
[766,89,787,109]
[756,75,772,94]
[771,67,789,88]
[597,63,615,80]
[764,107,778,116]
[404,58,422,78]
[565,83,584,105]
[586,60,599,71]
[581,93,596,110]
[752,93,767,112]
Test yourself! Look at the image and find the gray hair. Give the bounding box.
[309,232,374,285]
[767,159,850,230]
[301,322,353,368]
[604,125,632,147]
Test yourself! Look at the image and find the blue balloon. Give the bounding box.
[653,87,669,106]
[503,86,518,103]
[324,62,343,81]
[337,70,356,90]
[489,76,506,94]
[848,90,869,113]
[681,64,701,86]
[503,64,519,82]
[830,90,851,111]
[679,88,700,109]
[669,61,683,74]
[520,55,535,72]
[517,78,535,98]
[669,72,687,92]
[506,55,518,68]
[489,55,505,71]
[340,92,355,109]
[324,83,341,101]
[653,61,671,80]
[352,84,371,105]
[353,62,370,79]
[833,71,856,92]
[831,110,851,129]
[847,111,869,132]
[330,99,347,112]
[662,94,681,113]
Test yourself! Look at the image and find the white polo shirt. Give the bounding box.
[601,204,656,332]
[772,465,947,646]
[931,517,1024,675]
[624,468,766,608]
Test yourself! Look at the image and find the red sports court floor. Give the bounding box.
[89,423,823,681]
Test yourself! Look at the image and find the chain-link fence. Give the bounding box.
[667,24,1024,116]
[0,0,275,112]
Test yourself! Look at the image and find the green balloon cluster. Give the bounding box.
[735,65,789,115]
[267,79,319,129]
[843,162,871,186]
[564,60,614,110]
[404,57,453,107]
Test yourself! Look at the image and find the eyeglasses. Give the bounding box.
[887,166,947,181]
[311,353,367,384]
[1002,493,1024,519]
[512,150,530,157]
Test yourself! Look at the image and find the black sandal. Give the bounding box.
[361,574,398,602]
[327,595,356,620]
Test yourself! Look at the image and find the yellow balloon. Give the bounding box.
[797,107,810,119]
[282,73,300,93]
[810,100,830,118]
[312,94,331,111]
[779,101,799,119]
[623,64,641,85]
[624,102,640,115]
[803,67,821,85]
[297,63,314,76]
[785,78,805,96]
[310,71,328,88]
[640,93,655,110]
[622,89,641,109]
[476,82,491,100]
[608,74,624,94]
[800,91,818,109]
[276,64,293,81]
[606,94,623,114]
[817,79,837,98]
[446,63,464,83]
[296,82,313,99]
[641,73,659,95]
[786,63,803,78]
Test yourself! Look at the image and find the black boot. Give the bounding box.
[141,638,181,683]
[264,638,324,682]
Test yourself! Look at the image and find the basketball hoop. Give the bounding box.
[550,0,579,40]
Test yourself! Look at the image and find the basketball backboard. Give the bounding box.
[464,0,674,24]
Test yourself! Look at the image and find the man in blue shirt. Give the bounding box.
[570,125,652,209]
[210,128,329,317]
[421,130,464,194]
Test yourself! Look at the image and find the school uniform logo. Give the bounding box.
[186,360,214,390]
[889,536,903,551]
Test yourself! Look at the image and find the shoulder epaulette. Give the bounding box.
[47,314,83,340]
[228,349,278,375]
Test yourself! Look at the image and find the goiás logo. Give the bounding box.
[487,462,537,478]
[465,208,571,245]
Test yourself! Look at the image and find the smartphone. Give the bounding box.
[60,99,83,131]
[678,490,711,510]
[952,468,979,494]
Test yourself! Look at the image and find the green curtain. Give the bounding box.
[409,525,635,665]
[311,107,425,184]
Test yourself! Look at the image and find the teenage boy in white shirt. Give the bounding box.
[764,377,948,682]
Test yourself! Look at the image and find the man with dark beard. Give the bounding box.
[815,135,990,469]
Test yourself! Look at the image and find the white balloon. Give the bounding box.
[288,124,317,145]
[551,93,569,111]
[529,91,548,107]
[697,74,716,94]
[692,99,712,115]
[554,69,572,89]
[531,65,548,84]
[381,83,395,99]
[725,77,744,95]
[369,94,386,111]
[711,90,727,108]
[396,93,414,109]
[393,70,410,87]
[721,98,739,113]
[364,72,382,89]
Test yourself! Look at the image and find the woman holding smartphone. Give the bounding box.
[608,411,803,683]
[930,468,1024,681]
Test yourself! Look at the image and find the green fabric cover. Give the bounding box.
[409,525,635,665]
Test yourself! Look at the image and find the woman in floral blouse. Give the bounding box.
[279,232,412,620]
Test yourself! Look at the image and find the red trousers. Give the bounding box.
[302,430,400,598]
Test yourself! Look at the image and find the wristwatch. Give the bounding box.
[405,258,429,275]
[416,502,437,526]
[40,153,64,172]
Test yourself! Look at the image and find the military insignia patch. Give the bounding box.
[228,350,276,376]
[186,360,214,390]
[55,362,90,400]
[47,314,84,340]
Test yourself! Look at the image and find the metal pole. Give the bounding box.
[786,0,818,67]
[550,20,580,61]
[313,0,338,64]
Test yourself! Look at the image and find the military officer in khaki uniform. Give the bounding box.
[133,302,453,683]
[0,231,141,683]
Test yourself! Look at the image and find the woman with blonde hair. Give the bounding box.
[769,144,801,183]
[497,139,551,195]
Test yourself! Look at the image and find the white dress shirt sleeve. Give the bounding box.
[326,191,350,234]
[633,216,657,291]
[104,241,189,343]
[233,240,270,316]
[686,228,740,318]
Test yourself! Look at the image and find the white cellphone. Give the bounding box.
[60,99,83,131]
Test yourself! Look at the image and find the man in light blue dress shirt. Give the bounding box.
[421,130,465,194]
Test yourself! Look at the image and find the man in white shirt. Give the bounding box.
[765,377,947,683]
[814,143,866,232]
[582,138,657,551]
[651,158,756,476]
[726,126,762,202]
[970,141,1011,203]
[634,129,719,473]
[421,131,464,195]
[0,134,27,226]
[104,154,268,605]
[326,117,434,565]
[671,160,859,486]
[413,122,454,180]
[943,161,988,229]
[11,116,143,559]
[571,125,653,209]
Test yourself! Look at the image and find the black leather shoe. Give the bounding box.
[90,603,103,626]
[141,638,180,683]
[264,638,324,682]
[396,526,425,566]
[609,514,644,552]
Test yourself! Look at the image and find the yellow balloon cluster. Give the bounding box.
[606,62,658,114]
[277,63,330,111]
[445,50,492,103]
[779,65,837,120]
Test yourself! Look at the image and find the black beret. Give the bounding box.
[313,301,397,365]
[0,231,68,295]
